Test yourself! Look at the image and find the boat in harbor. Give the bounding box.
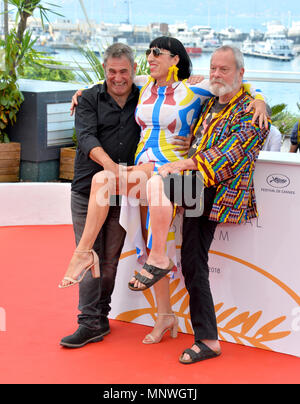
[219,26,246,42]
[201,31,222,53]
[249,29,264,42]
[288,21,300,44]
[184,43,202,56]
[265,21,288,38]
[169,22,202,56]
[25,16,300,62]
[242,35,295,61]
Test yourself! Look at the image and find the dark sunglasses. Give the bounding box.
[145,48,175,58]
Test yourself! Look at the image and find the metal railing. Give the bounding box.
[194,68,300,83]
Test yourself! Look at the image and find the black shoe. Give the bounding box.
[179,341,221,364]
[60,325,104,348]
[99,316,110,337]
[128,260,175,291]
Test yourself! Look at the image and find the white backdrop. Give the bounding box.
[110,152,300,357]
[1,152,299,357]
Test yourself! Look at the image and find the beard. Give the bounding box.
[209,76,239,97]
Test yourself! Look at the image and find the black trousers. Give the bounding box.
[181,214,219,341]
[71,191,126,329]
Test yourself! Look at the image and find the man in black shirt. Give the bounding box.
[60,43,141,348]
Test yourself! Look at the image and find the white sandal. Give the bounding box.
[143,313,179,344]
[58,249,100,289]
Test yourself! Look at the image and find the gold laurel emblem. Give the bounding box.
[116,278,291,350]
[117,250,299,351]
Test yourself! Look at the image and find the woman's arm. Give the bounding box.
[243,81,269,129]
[134,75,150,89]
[185,78,213,106]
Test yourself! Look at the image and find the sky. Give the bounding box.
[53,0,300,32]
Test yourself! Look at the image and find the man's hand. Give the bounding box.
[102,160,120,176]
[102,160,128,194]
[170,134,193,156]
[70,90,83,116]
[187,75,205,85]
[89,147,125,192]
[170,124,195,156]
[158,159,196,177]
[246,99,269,130]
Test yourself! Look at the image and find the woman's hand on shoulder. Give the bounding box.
[246,99,269,130]
[70,90,83,116]
[187,75,205,85]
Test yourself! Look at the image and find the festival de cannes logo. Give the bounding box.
[266,174,290,189]
[116,249,300,352]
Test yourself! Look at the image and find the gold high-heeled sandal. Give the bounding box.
[142,313,179,344]
[58,249,100,289]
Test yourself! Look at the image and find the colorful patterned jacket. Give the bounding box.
[191,88,271,224]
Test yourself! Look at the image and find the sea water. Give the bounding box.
[53,48,300,115]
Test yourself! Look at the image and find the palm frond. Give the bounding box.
[74,46,105,85]
[271,103,287,117]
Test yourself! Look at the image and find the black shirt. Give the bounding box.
[71,82,141,196]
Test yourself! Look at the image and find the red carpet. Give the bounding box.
[0,225,299,384]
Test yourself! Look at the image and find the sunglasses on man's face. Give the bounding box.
[145,48,175,58]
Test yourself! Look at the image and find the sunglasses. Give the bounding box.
[145,48,175,58]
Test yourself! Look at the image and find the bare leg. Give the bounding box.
[60,164,154,287]
[139,205,175,343]
[77,173,111,250]
[131,174,174,289]
[148,175,173,266]
[142,278,178,343]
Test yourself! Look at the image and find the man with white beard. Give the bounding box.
[144,45,271,364]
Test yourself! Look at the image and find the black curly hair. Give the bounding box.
[149,36,192,80]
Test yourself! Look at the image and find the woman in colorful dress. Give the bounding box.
[59,36,267,344]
